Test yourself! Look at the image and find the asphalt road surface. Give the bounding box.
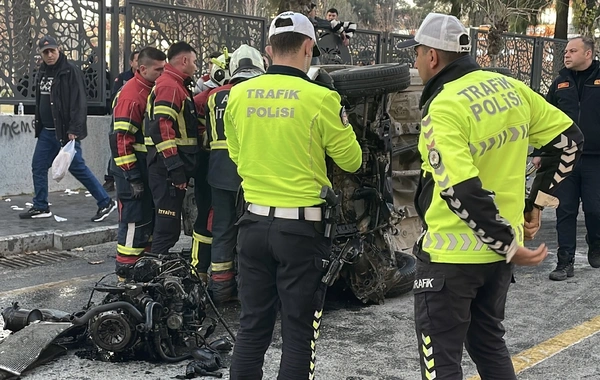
[1,211,599,380]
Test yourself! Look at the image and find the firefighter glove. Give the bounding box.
[169,166,187,187]
[129,179,144,199]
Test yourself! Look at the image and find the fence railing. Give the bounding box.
[468,29,567,94]
[0,0,569,108]
[0,0,106,106]
[125,0,267,75]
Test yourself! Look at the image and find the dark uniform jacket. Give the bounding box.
[112,69,135,99]
[109,71,154,181]
[546,60,600,155]
[205,83,241,191]
[34,53,88,143]
[145,64,199,178]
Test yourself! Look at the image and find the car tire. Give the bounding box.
[330,63,411,98]
[482,67,514,77]
[385,251,416,298]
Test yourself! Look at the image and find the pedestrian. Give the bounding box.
[533,36,600,281]
[204,44,265,304]
[324,7,355,47]
[145,41,199,256]
[397,13,584,379]
[191,52,231,283]
[104,50,141,192]
[225,12,362,379]
[20,35,117,222]
[112,50,140,99]
[109,47,166,281]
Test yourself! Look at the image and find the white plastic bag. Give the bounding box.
[51,140,76,182]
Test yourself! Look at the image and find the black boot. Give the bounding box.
[549,251,574,281]
[588,246,600,268]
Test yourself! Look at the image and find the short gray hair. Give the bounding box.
[571,36,595,56]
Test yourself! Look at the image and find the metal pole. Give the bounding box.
[110,0,120,89]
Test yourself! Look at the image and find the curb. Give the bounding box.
[0,225,118,257]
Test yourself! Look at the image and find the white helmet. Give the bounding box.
[210,53,230,86]
[229,45,265,80]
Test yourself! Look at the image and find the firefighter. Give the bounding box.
[191,52,231,282]
[146,42,199,256]
[205,45,265,304]
[397,13,584,379]
[110,47,166,280]
[225,12,362,379]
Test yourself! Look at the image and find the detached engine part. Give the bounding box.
[1,302,43,333]
[81,255,223,363]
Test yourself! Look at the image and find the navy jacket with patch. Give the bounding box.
[546,60,600,155]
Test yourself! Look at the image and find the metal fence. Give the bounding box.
[0,0,106,106]
[468,29,568,94]
[351,29,568,95]
[124,0,267,75]
[0,0,570,108]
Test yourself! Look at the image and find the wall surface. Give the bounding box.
[0,115,112,197]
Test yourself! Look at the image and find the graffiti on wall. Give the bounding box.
[0,120,33,139]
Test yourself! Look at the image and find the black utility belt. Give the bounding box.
[246,204,322,222]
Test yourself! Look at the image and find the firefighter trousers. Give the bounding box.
[413,248,516,380]
[229,212,330,380]
[210,187,238,273]
[114,173,154,275]
[148,155,186,256]
[192,150,212,273]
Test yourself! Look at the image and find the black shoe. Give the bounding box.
[102,179,115,192]
[19,207,52,219]
[549,261,575,281]
[91,199,117,222]
[588,249,600,268]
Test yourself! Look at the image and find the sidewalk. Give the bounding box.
[0,189,118,256]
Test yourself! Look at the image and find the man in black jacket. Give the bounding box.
[534,36,600,280]
[19,35,116,222]
[111,50,140,99]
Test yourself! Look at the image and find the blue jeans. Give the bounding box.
[32,128,111,210]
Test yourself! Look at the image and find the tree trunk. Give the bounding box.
[554,0,568,39]
[276,0,312,14]
[450,0,461,17]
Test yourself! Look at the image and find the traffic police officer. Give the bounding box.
[146,42,199,256]
[205,45,265,304]
[398,13,584,379]
[110,47,166,279]
[225,12,362,379]
[191,52,231,281]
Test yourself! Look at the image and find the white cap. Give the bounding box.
[397,13,471,53]
[268,11,320,57]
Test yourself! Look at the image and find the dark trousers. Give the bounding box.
[32,128,110,210]
[192,151,213,272]
[555,155,600,261]
[105,159,113,182]
[413,250,516,380]
[210,187,238,270]
[148,154,185,256]
[230,213,330,380]
[114,157,154,274]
